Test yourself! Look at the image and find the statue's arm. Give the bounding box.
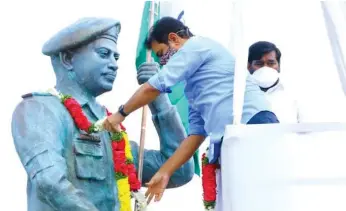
[130,94,194,189]
[11,98,98,211]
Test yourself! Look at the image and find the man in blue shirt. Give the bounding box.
[103,17,279,202]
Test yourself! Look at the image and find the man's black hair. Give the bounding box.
[144,16,194,49]
[248,41,281,64]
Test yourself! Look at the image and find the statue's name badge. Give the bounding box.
[78,132,101,142]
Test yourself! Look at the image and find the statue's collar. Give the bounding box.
[53,87,106,119]
[54,85,92,105]
[71,92,89,107]
[67,93,105,120]
[86,98,106,120]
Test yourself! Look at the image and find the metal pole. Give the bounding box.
[135,1,155,210]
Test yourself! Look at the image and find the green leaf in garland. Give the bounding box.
[203,201,216,208]
[60,94,72,103]
[88,125,96,134]
[111,132,123,141]
[202,157,209,166]
[126,158,133,164]
[115,172,127,180]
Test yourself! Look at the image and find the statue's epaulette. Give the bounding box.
[22,92,53,99]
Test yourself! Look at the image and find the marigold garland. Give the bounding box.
[47,88,144,211]
[201,150,219,211]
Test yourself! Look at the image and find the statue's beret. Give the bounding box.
[42,17,121,56]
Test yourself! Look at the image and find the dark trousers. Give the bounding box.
[247,111,280,124]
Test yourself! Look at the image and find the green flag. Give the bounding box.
[135,1,201,176]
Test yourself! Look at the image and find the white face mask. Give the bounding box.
[251,66,279,88]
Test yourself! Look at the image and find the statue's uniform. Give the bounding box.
[12,92,193,211]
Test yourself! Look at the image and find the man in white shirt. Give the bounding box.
[247,41,302,123]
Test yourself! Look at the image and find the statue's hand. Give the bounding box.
[137,62,160,85]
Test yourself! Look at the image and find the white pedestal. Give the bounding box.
[219,122,346,211]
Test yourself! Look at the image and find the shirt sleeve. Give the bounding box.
[188,104,207,137]
[148,38,211,93]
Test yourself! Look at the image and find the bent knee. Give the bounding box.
[169,158,194,188]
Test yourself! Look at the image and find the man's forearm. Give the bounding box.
[124,82,160,114]
[160,135,205,176]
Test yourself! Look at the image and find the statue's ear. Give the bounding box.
[59,51,73,71]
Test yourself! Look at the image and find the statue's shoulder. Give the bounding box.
[21,91,60,102]
[22,91,55,99]
[12,92,68,134]
[18,91,65,112]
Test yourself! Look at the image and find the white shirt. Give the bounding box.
[264,81,301,123]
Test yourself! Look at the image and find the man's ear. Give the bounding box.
[168,32,179,43]
[59,51,74,70]
[247,63,251,71]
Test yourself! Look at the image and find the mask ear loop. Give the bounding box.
[175,26,191,37]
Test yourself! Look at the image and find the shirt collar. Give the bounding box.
[86,99,106,120]
[75,95,106,120]
[267,80,285,93]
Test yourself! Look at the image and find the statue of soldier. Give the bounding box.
[11,17,193,211]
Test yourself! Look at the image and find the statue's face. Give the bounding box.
[71,35,119,96]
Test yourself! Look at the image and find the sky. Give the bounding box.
[0,1,345,210]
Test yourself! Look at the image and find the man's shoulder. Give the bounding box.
[269,81,291,94]
[268,81,301,106]
[186,36,215,47]
[277,81,299,98]
[182,36,224,59]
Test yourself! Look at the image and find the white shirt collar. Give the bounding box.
[266,80,285,93]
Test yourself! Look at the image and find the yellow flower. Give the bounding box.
[123,132,133,161]
[115,131,138,211]
[117,177,132,211]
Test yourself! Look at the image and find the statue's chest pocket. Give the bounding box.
[73,139,106,181]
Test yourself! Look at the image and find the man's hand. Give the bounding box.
[137,62,160,85]
[102,112,125,133]
[145,170,170,204]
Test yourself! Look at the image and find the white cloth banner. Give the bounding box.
[321,1,346,96]
[219,122,346,211]
[228,2,247,125]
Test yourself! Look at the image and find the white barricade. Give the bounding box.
[219,122,346,211]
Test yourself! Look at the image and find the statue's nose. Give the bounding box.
[108,59,118,72]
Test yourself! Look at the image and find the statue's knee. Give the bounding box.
[179,158,194,184]
[185,159,195,181]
